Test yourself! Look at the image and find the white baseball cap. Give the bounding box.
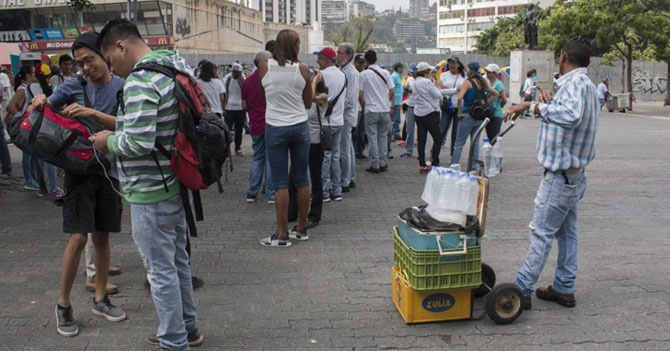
[484,63,500,73]
[232,63,243,72]
[416,62,432,72]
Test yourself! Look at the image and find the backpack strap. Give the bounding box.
[223,76,232,111]
[77,76,92,108]
[324,75,348,117]
[368,67,388,86]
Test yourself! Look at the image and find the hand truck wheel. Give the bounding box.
[485,283,524,324]
[474,262,496,298]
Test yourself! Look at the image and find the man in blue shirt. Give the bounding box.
[389,63,404,158]
[504,36,599,310]
[31,32,127,337]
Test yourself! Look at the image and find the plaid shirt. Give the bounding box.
[537,67,599,171]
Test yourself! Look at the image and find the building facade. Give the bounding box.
[393,20,424,42]
[409,0,430,18]
[436,0,554,53]
[0,0,313,56]
[256,0,321,25]
[321,0,374,25]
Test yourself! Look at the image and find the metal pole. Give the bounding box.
[126,0,131,20]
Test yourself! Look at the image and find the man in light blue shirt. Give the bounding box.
[504,36,599,311]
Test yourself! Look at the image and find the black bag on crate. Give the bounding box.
[399,206,480,235]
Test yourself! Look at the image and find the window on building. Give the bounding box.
[467,7,494,17]
[439,9,464,19]
[439,24,464,34]
[139,1,168,35]
[498,5,523,15]
[0,9,30,31]
[468,21,493,32]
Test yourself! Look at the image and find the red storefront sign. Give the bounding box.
[22,36,174,52]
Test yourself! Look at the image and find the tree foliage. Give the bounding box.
[474,6,549,57]
[325,16,376,52]
[68,0,95,12]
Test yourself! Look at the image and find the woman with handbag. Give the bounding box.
[258,29,313,247]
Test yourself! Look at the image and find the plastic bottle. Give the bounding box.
[492,137,503,173]
[481,138,494,177]
[456,173,471,213]
[466,175,480,216]
[421,166,435,204]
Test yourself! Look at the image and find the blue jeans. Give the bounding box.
[390,104,401,137]
[131,195,198,351]
[247,134,274,200]
[322,125,343,197]
[266,122,310,190]
[364,112,389,169]
[0,123,11,174]
[354,111,366,157]
[340,123,355,187]
[22,152,36,184]
[451,115,483,171]
[514,171,587,297]
[386,111,394,157]
[38,160,58,192]
[440,107,459,155]
[404,106,415,155]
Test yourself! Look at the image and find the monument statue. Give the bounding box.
[524,3,538,49]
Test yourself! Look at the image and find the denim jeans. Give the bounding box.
[340,123,355,187]
[22,152,36,184]
[386,112,394,157]
[354,111,366,157]
[451,115,483,171]
[390,104,401,137]
[322,125,343,197]
[514,171,587,297]
[404,106,415,155]
[247,134,274,200]
[0,123,11,174]
[266,122,310,190]
[440,107,459,155]
[131,195,198,351]
[364,112,389,169]
[38,160,58,192]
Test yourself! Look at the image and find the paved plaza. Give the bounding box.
[1,106,669,350]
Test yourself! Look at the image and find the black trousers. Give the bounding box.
[486,117,503,145]
[224,109,245,151]
[288,143,323,223]
[353,111,367,157]
[415,111,443,167]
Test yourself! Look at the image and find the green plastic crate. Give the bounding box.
[393,227,481,291]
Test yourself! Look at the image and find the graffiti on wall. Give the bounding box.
[632,70,667,95]
[176,17,191,38]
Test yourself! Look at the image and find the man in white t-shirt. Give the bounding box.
[50,54,75,90]
[0,69,9,142]
[359,50,394,173]
[223,63,246,156]
[596,78,609,110]
[315,47,347,202]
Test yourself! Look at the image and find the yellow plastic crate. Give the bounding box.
[392,266,472,324]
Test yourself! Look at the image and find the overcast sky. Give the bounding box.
[367,0,437,12]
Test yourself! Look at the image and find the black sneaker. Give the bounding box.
[341,186,350,193]
[523,295,532,310]
[148,328,204,347]
[349,181,356,189]
[192,276,204,290]
[365,167,380,173]
[288,226,309,241]
[55,305,79,337]
[380,165,388,172]
[306,219,319,229]
[259,232,292,247]
[331,194,343,201]
[246,194,256,203]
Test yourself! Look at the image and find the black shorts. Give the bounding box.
[62,172,123,234]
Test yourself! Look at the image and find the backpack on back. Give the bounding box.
[467,78,494,121]
[129,63,233,237]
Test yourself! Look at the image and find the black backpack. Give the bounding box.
[124,63,233,237]
[467,78,494,121]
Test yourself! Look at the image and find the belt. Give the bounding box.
[543,168,584,184]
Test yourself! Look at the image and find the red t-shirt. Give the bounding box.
[241,70,266,135]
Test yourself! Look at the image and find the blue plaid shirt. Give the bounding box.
[537,67,599,171]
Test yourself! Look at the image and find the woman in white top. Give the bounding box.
[437,56,466,155]
[196,61,225,116]
[258,29,313,247]
[412,62,445,173]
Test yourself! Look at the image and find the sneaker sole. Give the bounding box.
[288,235,309,241]
[189,334,204,347]
[259,241,292,247]
[246,199,256,203]
[91,308,127,322]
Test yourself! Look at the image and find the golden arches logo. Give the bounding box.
[30,42,39,50]
[158,37,168,45]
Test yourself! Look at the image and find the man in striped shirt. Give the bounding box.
[504,36,599,310]
[92,20,202,350]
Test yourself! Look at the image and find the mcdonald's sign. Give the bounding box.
[29,42,39,50]
[144,36,174,46]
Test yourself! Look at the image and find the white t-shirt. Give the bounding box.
[198,78,225,114]
[50,73,75,90]
[439,71,466,107]
[413,77,443,117]
[596,82,608,100]
[222,73,245,111]
[359,65,394,113]
[404,76,416,107]
[321,65,346,127]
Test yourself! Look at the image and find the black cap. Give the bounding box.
[354,54,365,63]
[72,32,104,59]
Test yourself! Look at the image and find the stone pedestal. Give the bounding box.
[509,50,556,105]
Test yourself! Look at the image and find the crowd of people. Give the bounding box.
[0,19,599,350]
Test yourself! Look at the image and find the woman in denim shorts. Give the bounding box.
[258,29,314,247]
